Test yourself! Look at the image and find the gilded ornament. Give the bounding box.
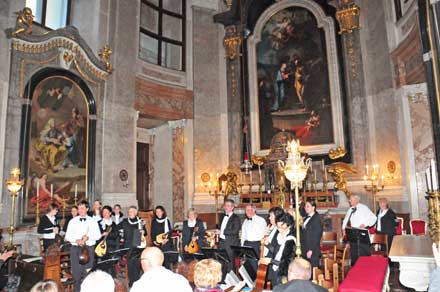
[98,44,113,73]
[223,36,242,60]
[63,51,74,65]
[327,147,356,196]
[335,0,360,34]
[11,7,33,37]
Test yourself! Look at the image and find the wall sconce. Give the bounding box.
[336,0,360,34]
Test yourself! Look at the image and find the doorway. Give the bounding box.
[136,142,150,210]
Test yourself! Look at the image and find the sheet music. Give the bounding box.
[22,256,42,262]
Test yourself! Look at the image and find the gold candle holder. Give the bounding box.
[426,191,440,243]
[6,168,24,250]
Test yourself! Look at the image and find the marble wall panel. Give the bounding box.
[172,127,185,222]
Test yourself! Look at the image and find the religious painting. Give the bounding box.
[23,74,90,220]
[248,2,345,156]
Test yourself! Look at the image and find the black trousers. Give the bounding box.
[42,238,55,252]
[70,245,94,292]
[219,238,238,278]
[350,241,371,265]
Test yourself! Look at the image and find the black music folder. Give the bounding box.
[345,227,371,245]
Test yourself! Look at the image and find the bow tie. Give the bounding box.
[247,217,252,221]
[80,218,86,222]
[304,215,311,220]
[225,214,229,218]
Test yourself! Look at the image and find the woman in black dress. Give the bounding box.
[120,206,147,287]
[97,205,119,276]
[376,197,398,252]
[37,203,60,252]
[259,213,296,288]
[182,208,205,253]
[151,205,175,268]
[301,200,323,268]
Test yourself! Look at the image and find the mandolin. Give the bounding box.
[255,225,272,289]
[95,225,112,257]
[156,232,169,245]
[186,226,199,254]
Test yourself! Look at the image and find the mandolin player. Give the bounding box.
[65,200,101,292]
[97,205,119,276]
[182,208,205,253]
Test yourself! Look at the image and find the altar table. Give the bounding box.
[338,256,389,292]
[389,235,435,291]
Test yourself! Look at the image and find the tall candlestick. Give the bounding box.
[432,159,438,190]
[36,179,40,200]
[427,168,432,192]
[50,184,53,200]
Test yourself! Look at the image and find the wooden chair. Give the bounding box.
[320,231,337,266]
[323,258,339,291]
[333,244,349,280]
[410,219,427,235]
[396,217,405,235]
[43,244,74,292]
[138,210,154,246]
[371,233,388,256]
[312,267,324,282]
[38,237,44,256]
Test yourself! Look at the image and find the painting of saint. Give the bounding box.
[24,76,89,220]
[256,7,334,150]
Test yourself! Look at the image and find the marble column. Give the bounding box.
[170,120,186,222]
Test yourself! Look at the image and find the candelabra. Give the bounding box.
[363,164,384,214]
[425,159,439,242]
[6,168,24,250]
[279,140,312,258]
[201,172,220,226]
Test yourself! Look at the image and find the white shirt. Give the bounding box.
[376,209,388,232]
[220,213,233,240]
[342,203,377,230]
[65,216,102,246]
[241,214,267,245]
[303,212,315,228]
[112,213,122,225]
[263,226,277,256]
[130,267,192,292]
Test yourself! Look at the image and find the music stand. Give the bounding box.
[201,248,230,263]
[230,245,259,260]
[345,227,371,260]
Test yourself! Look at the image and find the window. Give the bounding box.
[139,0,186,71]
[25,0,71,30]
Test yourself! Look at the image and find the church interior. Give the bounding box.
[1,0,440,291]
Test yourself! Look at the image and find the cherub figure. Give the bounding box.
[12,7,34,37]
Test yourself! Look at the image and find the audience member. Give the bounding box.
[80,270,115,292]
[193,259,245,292]
[130,247,192,292]
[30,280,59,292]
[273,258,327,292]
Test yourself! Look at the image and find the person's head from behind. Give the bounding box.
[140,247,164,272]
[77,200,89,217]
[46,203,58,217]
[194,259,222,289]
[287,258,311,281]
[30,280,59,292]
[80,270,114,292]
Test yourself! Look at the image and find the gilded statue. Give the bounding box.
[219,171,239,198]
[327,146,356,196]
[327,162,357,196]
[12,8,34,37]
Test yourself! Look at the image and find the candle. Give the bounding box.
[75,184,78,200]
[363,175,367,181]
[321,159,325,171]
[36,179,40,200]
[427,168,432,192]
[432,159,438,191]
[381,175,384,186]
[50,184,53,200]
[324,167,328,181]
[366,165,369,176]
[314,169,317,181]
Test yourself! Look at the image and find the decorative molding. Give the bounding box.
[191,0,219,10]
[168,119,187,129]
[247,0,345,155]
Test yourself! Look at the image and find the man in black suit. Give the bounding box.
[274,258,327,292]
[215,199,241,274]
